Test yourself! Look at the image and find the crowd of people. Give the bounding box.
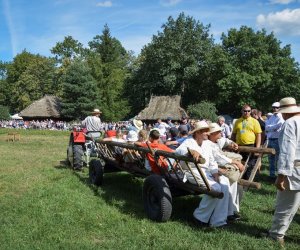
[82,97,299,246]
[0,119,70,130]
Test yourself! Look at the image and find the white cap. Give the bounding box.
[272,102,280,108]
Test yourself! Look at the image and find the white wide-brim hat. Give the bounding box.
[190,121,209,134]
[278,97,300,114]
[92,108,102,114]
[126,130,138,142]
[133,119,143,130]
[209,123,222,134]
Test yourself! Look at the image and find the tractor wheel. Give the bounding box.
[73,144,84,170]
[89,159,103,186]
[67,133,84,170]
[143,175,172,222]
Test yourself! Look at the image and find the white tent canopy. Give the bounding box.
[10,113,23,120]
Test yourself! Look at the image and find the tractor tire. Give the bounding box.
[143,175,172,222]
[89,159,103,186]
[73,144,84,170]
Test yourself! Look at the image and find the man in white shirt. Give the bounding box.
[207,123,244,221]
[176,121,230,228]
[217,116,231,138]
[82,109,102,139]
[265,102,285,179]
[265,97,300,245]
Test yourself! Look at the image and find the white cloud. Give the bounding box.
[96,1,112,7]
[269,0,296,4]
[257,8,300,35]
[3,0,18,57]
[160,0,182,7]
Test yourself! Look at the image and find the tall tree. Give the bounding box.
[6,51,57,112]
[88,25,130,121]
[0,61,10,108]
[126,13,215,114]
[61,59,98,120]
[51,36,84,64]
[218,26,300,115]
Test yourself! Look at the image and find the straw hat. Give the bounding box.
[92,108,102,114]
[133,119,143,130]
[190,121,209,134]
[278,97,300,114]
[209,123,222,134]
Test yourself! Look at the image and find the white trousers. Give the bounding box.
[193,174,230,227]
[269,190,300,239]
[228,181,239,215]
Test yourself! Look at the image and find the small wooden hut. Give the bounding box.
[136,95,187,122]
[19,95,62,120]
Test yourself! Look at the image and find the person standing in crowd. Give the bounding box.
[82,108,102,139]
[264,97,300,246]
[265,102,285,180]
[176,121,231,228]
[217,116,231,138]
[167,117,175,127]
[180,116,191,132]
[251,109,266,143]
[231,104,262,180]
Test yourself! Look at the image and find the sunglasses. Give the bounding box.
[272,107,279,109]
[243,110,251,112]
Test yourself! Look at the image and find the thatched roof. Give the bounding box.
[137,95,187,120]
[19,95,61,119]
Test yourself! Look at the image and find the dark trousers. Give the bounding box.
[240,144,258,180]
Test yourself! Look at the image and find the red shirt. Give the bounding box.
[141,142,174,174]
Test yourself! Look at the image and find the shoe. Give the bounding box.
[260,232,284,247]
[193,217,209,227]
[227,212,241,222]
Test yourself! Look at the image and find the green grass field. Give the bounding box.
[0,129,299,249]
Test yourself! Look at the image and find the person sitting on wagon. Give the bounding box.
[82,108,103,139]
[135,129,174,174]
[176,121,231,228]
[207,122,244,221]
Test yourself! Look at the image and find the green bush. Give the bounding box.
[0,105,10,120]
[187,101,218,121]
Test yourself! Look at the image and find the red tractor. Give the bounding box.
[67,126,102,172]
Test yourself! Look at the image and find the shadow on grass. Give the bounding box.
[54,159,292,241]
[55,160,147,219]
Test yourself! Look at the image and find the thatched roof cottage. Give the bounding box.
[136,95,187,121]
[19,95,61,120]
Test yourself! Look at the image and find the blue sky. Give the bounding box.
[1,0,300,63]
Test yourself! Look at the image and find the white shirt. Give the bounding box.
[82,115,102,132]
[277,115,300,190]
[156,122,170,135]
[207,140,233,166]
[265,113,284,139]
[176,138,218,174]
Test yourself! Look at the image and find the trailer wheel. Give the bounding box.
[89,159,103,186]
[143,175,172,222]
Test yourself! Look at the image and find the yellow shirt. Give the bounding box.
[233,117,262,145]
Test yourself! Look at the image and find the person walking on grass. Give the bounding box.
[263,97,300,246]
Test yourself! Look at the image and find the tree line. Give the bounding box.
[1,13,300,121]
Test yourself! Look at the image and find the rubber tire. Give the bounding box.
[89,159,103,186]
[143,175,172,222]
[73,144,84,170]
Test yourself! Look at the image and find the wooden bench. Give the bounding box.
[6,132,21,142]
